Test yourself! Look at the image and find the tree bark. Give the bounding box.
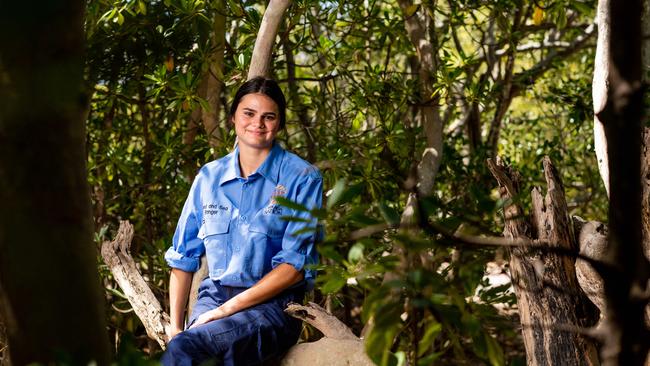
[595,0,650,364]
[0,286,10,366]
[488,156,600,366]
[201,2,226,150]
[593,0,611,197]
[100,221,171,349]
[574,217,608,316]
[396,0,443,196]
[282,34,316,162]
[0,1,110,364]
[642,129,650,262]
[640,0,650,263]
[247,0,292,79]
[284,302,358,341]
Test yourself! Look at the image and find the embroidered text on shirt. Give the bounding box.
[203,203,230,217]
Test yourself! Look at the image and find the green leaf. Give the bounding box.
[274,196,309,212]
[348,242,364,263]
[404,4,419,17]
[365,300,402,366]
[319,245,344,262]
[326,179,346,209]
[320,272,346,294]
[137,1,147,14]
[288,226,317,236]
[379,202,400,226]
[571,0,592,15]
[279,215,311,223]
[309,208,327,219]
[116,12,124,25]
[484,333,505,366]
[418,320,442,356]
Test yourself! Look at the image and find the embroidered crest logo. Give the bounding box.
[264,184,286,215]
[270,184,286,204]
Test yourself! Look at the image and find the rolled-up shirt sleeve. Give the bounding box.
[165,172,205,272]
[271,172,322,286]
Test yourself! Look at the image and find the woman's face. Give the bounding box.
[232,93,281,151]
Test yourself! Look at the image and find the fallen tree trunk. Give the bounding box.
[488,156,600,366]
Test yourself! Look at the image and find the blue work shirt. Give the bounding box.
[165,143,322,289]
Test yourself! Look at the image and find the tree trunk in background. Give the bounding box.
[247,0,291,79]
[0,0,110,364]
[596,0,650,364]
[397,0,443,197]
[593,0,611,197]
[201,2,226,151]
[488,157,599,366]
[0,286,9,366]
[283,34,316,162]
[640,0,650,260]
[594,0,650,266]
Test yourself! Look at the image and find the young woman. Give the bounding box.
[162,77,322,365]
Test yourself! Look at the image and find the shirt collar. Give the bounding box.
[218,149,239,186]
[255,142,283,185]
[218,142,284,186]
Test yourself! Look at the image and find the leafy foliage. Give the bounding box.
[84,0,603,364]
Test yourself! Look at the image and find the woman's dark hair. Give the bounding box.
[229,77,287,130]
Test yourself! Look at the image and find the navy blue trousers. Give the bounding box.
[162,279,304,366]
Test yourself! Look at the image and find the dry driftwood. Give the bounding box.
[574,217,608,316]
[488,156,600,366]
[284,302,358,341]
[281,338,373,366]
[281,303,373,366]
[100,221,171,348]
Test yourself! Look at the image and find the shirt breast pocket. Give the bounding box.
[198,219,230,277]
[248,215,286,277]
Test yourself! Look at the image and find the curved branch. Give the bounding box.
[248,0,292,79]
[100,221,170,349]
[284,302,359,341]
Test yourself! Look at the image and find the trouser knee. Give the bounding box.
[162,333,201,366]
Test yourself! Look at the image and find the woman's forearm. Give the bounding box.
[223,263,303,314]
[191,263,303,326]
[169,268,193,330]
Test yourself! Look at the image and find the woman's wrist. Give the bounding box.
[218,301,236,318]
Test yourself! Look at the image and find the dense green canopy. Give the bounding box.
[82,0,606,364]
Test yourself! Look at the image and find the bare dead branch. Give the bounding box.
[284,302,359,341]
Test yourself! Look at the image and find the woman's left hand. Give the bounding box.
[189,307,227,329]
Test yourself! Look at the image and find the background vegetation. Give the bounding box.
[82,0,607,364]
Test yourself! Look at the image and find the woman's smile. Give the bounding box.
[232,93,280,151]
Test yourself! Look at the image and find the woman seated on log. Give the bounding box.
[162,77,322,365]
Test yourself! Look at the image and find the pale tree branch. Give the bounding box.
[396,0,443,197]
[248,0,292,79]
[100,221,170,349]
[593,0,611,197]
